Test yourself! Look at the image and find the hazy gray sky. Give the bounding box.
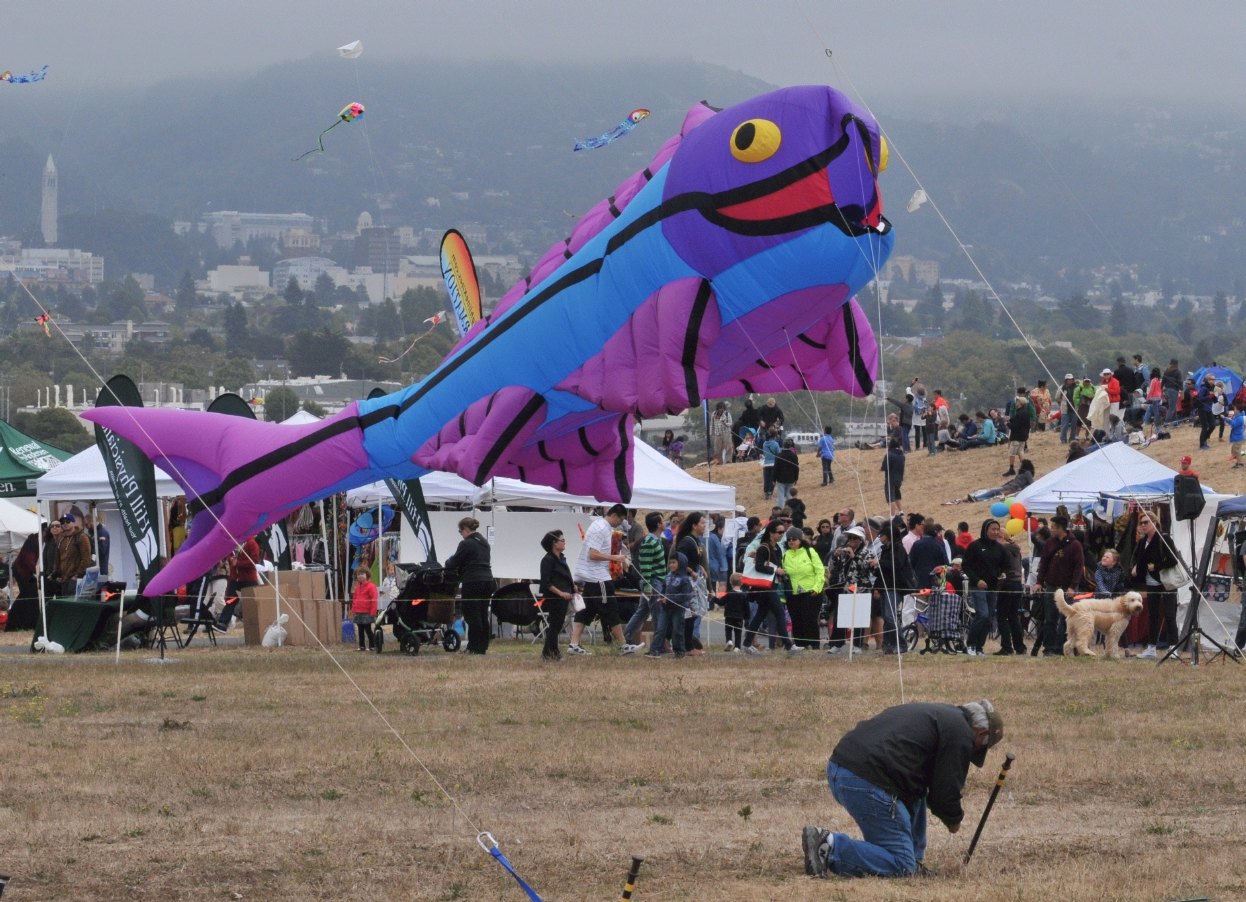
[3,1,1243,104]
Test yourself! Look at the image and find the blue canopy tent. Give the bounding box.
[1191,366,1243,399]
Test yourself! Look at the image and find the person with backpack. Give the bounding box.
[775,439,800,509]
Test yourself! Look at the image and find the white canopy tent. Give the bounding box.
[0,497,40,554]
[345,440,737,512]
[1016,442,1236,647]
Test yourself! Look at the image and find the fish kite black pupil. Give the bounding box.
[734,122,756,151]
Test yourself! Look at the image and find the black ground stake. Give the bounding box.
[964,752,1015,866]
[618,856,644,902]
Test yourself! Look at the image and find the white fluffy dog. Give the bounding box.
[1055,588,1144,658]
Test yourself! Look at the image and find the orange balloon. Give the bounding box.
[1009,502,1027,520]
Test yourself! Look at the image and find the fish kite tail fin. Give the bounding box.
[82,404,376,595]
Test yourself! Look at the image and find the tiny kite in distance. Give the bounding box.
[35,313,50,336]
[378,314,447,364]
[293,102,365,162]
[907,189,928,213]
[338,40,363,59]
[1,65,48,84]
[573,108,650,151]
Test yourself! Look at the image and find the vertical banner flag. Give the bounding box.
[93,376,162,591]
[258,518,292,570]
[386,477,438,563]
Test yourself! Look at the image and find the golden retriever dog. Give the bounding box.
[1055,589,1144,658]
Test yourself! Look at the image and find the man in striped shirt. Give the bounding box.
[621,512,667,651]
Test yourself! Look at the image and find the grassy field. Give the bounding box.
[2,643,1245,901]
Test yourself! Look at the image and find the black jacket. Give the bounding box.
[1129,531,1176,590]
[446,532,493,584]
[908,535,949,590]
[964,525,1010,591]
[875,541,916,591]
[539,552,574,599]
[1114,364,1136,396]
[1161,365,1183,392]
[831,702,979,825]
[887,396,914,428]
[774,449,800,485]
[881,448,905,491]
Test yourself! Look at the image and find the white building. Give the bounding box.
[203,211,316,250]
[272,257,339,291]
[41,155,57,246]
[1,248,104,287]
[204,264,271,295]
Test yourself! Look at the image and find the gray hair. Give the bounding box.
[959,699,995,732]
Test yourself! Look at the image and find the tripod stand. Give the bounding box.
[1158,531,1241,667]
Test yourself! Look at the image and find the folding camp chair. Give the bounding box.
[149,595,184,653]
[180,578,226,646]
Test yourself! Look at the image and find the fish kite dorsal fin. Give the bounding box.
[444,101,720,356]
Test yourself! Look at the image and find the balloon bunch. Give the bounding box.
[989,500,1037,536]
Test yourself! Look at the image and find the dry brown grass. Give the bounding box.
[2,643,1245,901]
[712,423,1246,526]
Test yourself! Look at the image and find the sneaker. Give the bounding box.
[992,648,1012,656]
[1042,649,1063,657]
[566,644,592,656]
[1200,444,1212,451]
[1234,463,1244,470]
[802,826,831,878]
[732,647,741,653]
[1002,468,1016,477]
[915,860,937,878]
[724,640,735,652]
[787,645,805,655]
[1137,645,1158,659]
[744,646,760,656]
[620,643,644,655]
[643,650,663,658]
[965,648,983,657]
[826,645,842,655]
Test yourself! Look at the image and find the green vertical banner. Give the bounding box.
[386,477,437,563]
[94,375,162,592]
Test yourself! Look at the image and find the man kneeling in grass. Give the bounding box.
[803,700,1004,878]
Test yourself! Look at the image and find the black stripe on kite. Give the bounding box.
[680,279,712,408]
[474,393,546,485]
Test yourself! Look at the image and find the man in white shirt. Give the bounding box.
[901,514,925,554]
[569,503,642,655]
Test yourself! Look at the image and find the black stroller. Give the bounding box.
[490,582,543,639]
[376,562,462,655]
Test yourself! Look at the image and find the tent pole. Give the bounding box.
[320,499,333,605]
[36,501,47,646]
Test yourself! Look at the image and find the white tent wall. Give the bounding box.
[400,510,594,580]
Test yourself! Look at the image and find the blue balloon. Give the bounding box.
[990,501,1009,518]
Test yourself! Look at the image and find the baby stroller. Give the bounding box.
[376,562,461,655]
[906,580,970,655]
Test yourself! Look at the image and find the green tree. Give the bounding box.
[287,328,350,378]
[11,408,93,453]
[913,283,945,329]
[263,386,301,422]
[1058,293,1100,330]
[283,276,303,306]
[223,302,248,350]
[301,399,328,418]
[1214,291,1228,329]
[958,290,992,333]
[1110,298,1127,336]
[215,357,255,391]
[176,270,197,312]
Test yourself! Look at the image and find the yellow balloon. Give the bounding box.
[1005,518,1024,536]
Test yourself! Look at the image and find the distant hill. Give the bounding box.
[1,58,1245,295]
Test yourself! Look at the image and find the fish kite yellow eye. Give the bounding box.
[731,119,781,163]
[879,135,889,173]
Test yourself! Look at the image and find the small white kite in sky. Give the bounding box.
[907,189,928,213]
[337,41,363,59]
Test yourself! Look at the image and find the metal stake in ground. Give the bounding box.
[618,856,644,902]
[964,752,1015,866]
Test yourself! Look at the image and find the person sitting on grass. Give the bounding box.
[1106,414,1127,443]
[957,411,995,450]
[802,700,1004,879]
[966,459,1036,502]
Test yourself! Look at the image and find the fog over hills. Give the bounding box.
[1,56,1244,295]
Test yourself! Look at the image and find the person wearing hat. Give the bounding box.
[803,699,1005,879]
[1073,377,1096,442]
[55,514,92,597]
[1101,367,1122,421]
[826,525,873,653]
[1178,454,1198,479]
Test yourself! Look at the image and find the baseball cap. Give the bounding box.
[1181,454,1192,466]
[865,516,886,533]
[58,514,75,524]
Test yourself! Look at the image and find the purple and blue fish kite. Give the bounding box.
[86,84,894,595]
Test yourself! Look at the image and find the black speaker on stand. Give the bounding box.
[1160,473,1239,666]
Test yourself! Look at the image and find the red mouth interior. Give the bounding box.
[715,168,833,222]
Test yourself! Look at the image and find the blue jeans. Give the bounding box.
[1143,399,1162,426]
[826,761,927,878]
[1060,408,1075,443]
[880,589,907,652]
[967,588,995,650]
[650,600,685,655]
[1164,388,1179,423]
[624,582,662,645]
[776,482,793,509]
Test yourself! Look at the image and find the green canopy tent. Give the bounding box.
[0,419,73,497]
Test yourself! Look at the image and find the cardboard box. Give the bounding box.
[241,586,277,646]
[242,575,335,647]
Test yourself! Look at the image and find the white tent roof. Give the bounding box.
[346,440,736,511]
[0,497,40,553]
[1016,442,1216,514]
[35,445,182,501]
[280,409,323,426]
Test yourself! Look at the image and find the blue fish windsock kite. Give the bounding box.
[86,85,893,594]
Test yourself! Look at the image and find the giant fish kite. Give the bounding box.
[87,85,893,595]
